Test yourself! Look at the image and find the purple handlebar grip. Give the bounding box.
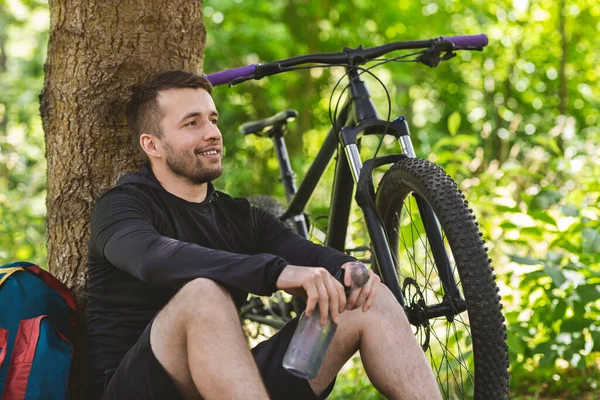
[204,64,257,86]
[441,34,488,48]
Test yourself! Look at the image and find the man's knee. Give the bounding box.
[340,284,404,331]
[170,277,236,321]
[368,284,405,319]
[178,277,232,300]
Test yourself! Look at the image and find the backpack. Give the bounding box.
[0,261,78,399]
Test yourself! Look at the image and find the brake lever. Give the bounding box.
[416,46,457,68]
[441,51,457,61]
[451,44,486,51]
[230,75,256,86]
[416,48,442,68]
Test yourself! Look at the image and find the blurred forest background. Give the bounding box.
[1,0,599,398]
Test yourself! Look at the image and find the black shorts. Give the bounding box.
[102,317,336,400]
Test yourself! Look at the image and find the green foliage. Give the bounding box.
[1,0,599,397]
[328,355,383,400]
[0,0,48,265]
[466,118,600,396]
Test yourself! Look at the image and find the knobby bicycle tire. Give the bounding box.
[374,157,509,399]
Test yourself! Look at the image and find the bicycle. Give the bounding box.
[206,34,509,399]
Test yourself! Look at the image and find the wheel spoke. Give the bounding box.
[404,200,440,276]
[396,219,431,291]
[429,326,472,380]
[452,319,475,389]
[454,314,471,330]
[428,325,468,398]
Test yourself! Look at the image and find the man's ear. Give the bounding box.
[140,133,162,159]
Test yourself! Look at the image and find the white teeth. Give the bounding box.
[199,150,218,155]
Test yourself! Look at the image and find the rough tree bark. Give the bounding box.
[40,1,206,396]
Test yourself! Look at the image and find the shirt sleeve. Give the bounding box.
[251,206,356,274]
[90,187,288,296]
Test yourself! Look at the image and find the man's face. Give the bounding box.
[155,88,223,184]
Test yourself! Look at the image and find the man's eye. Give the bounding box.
[184,121,197,127]
[211,119,218,125]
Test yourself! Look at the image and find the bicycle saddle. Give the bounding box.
[239,109,298,135]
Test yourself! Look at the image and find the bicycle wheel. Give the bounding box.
[374,157,509,399]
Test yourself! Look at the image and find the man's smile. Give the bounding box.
[195,147,222,160]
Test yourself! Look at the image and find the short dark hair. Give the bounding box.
[126,70,213,161]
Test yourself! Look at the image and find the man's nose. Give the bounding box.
[204,122,222,141]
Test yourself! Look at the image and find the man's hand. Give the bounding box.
[276,265,346,325]
[341,261,381,313]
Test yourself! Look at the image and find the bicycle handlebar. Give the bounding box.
[205,65,257,86]
[205,34,488,87]
[442,34,488,48]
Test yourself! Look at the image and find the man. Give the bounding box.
[87,70,442,400]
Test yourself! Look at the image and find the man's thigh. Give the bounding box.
[103,317,336,400]
[252,317,337,400]
[102,318,184,400]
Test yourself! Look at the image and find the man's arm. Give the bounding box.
[91,188,288,296]
[251,206,382,323]
[251,206,355,274]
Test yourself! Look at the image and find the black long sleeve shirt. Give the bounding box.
[86,165,354,396]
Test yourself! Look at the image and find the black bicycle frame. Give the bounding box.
[272,68,464,315]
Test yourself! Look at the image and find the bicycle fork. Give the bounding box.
[341,68,465,322]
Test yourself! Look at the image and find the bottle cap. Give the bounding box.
[334,262,370,296]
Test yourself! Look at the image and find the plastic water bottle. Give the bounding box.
[282,262,370,379]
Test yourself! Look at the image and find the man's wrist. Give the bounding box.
[272,261,290,290]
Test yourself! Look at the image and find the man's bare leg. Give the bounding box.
[309,285,442,400]
[150,278,269,400]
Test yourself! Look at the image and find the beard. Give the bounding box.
[162,141,223,185]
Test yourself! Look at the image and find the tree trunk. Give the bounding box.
[40,1,206,397]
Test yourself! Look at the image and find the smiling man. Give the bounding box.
[86,70,441,400]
